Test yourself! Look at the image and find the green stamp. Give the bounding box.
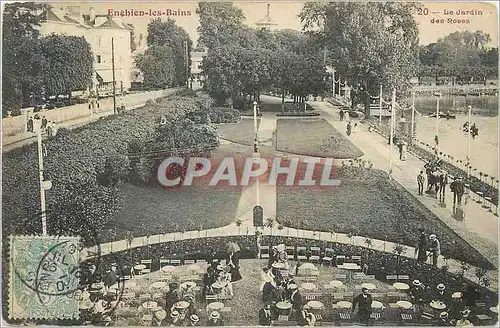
[9,235,80,320]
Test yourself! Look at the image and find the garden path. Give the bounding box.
[258,113,277,146]
[312,101,498,267]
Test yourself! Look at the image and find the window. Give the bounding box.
[96,55,102,63]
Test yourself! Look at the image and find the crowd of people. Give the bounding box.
[27,114,58,138]
[462,122,479,139]
[415,228,442,267]
[419,160,465,206]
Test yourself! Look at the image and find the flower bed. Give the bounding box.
[276,118,364,159]
[277,166,494,269]
[216,117,261,146]
[276,112,320,117]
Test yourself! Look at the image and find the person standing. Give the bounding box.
[339,110,344,121]
[428,234,441,267]
[415,228,428,262]
[417,171,425,195]
[398,142,403,160]
[228,251,242,282]
[27,116,34,132]
[346,122,352,136]
[401,142,407,161]
[450,177,465,205]
[352,287,373,324]
[439,171,449,202]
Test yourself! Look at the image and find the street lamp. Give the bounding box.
[35,124,51,235]
[433,92,441,158]
[253,101,259,154]
[466,105,472,178]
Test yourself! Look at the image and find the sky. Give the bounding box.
[48,1,499,48]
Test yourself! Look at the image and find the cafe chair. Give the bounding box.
[297,247,308,261]
[335,255,346,266]
[350,255,362,265]
[196,259,207,265]
[171,259,181,266]
[339,311,351,321]
[397,275,410,281]
[184,259,196,265]
[277,315,289,322]
[159,258,170,267]
[286,246,295,260]
[334,274,347,280]
[260,245,270,259]
[141,259,152,274]
[322,248,335,266]
[309,247,321,263]
[370,312,381,321]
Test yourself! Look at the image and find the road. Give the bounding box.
[2,88,181,152]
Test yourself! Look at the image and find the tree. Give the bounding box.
[300,2,419,114]
[40,34,93,99]
[2,2,47,114]
[196,2,246,49]
[147,18,192,87]
[135,45,176,89]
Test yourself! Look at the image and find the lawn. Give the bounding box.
[276,166,494,269]
[276,118,364,159]
[216,118,261,146]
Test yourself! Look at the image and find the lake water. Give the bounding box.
[408,94,498,117]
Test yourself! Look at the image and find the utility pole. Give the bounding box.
[111,37,117,114]
[253,101,260,205]
[389,89,396,180]
[434,92,441,158]
[37,129,47,235]
[467,105,472,178]
[184,40,189,89]
[410,91,415,146]
[378,84,382,126]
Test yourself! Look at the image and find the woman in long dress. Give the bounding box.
[228,251,242,282]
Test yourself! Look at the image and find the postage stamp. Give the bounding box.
[9,235,80,320]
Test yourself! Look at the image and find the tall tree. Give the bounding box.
[147,18,192,87]
[40,34,94,99]
[135,45,176,89]
[300,2,420,114]
[196,2,246,49]
[2,2,47,113]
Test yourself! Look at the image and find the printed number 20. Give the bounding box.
[417,8,429,15]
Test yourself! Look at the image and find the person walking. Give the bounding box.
[339,110,344,121]
[450,177,465,205]
[428,234,441,267]
[346,122,352,136]
[438,171,449,202]
[417,171,425,195]
[415,228,428,262]
[27,116,34,132]
[352,287,372,324]
[398,142,403,160]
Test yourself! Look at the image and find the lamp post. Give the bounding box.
[410,91,415,146]
[389,89,396,180]
[434,92,441,158]
[36,125,52,235]
[253,101,260,206]
[378,84,382,126]
[466,105,472,178]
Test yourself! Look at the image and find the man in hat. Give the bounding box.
[258,303,273,326]
[409,280,426,306]
[352,287,373,324]
[290,284,303,320]
[153,309,167,326]
[434,284,449,303]
[263,279,278,304]
[436,311,453,326]
[450,176,465,205]
[165,282,180,313]
[438,171,449,202]
[417,170,425,195]
[429,234,441,267]
[206,311,224,326]
[415,228,428,263]
[188,314,200,326]
[456,309,473,327]
[169,310,182,326]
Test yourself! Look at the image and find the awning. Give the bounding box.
[96,70,116,83]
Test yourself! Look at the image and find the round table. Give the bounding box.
[161,265,175,273]
[150,282,167,290]
[307,301,324,310]
[330,280,344,288]
[272,262,285,269]
[362,283,376,290]
[301,282,316,292]
[337,301,352,309]
[301,263,316,269]
[124,281,137,288]
[396,301,413,310]
[490,306,498,314]
[91,282,104,289]
[276,301,292,315]
[142,301,158,309]
[207,302,224,312]
[371,301,384,309]
[342,263,359,269]
[393,282,410,291]
[452,292,463,299]
[212,281,228,291]
[174,301,190,310]
[430,301,447,310]
[134,264,147,274]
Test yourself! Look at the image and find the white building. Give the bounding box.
[39,5,134,96]
[255,4,278,31]
[190,50,207,80]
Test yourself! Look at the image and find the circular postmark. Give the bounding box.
[10,210,126,321]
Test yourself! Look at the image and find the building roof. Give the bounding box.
[45,6,132,30]
[255,3,278,27]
